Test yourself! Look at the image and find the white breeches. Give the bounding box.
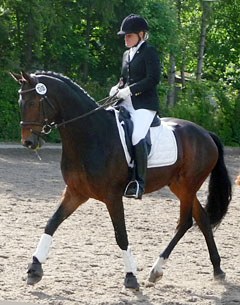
[120,97,156,145]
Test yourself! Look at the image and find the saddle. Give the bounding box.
[108,106,178,168]
[117,106,161,161]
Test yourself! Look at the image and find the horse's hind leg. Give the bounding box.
[148,192,194,283]
[27,187,88,285]
[192,197,225,279]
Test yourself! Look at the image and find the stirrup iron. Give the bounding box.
[124,180,141,199]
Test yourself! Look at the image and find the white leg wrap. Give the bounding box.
[122,246,137,275]
[33,233,53,263]
[152,256,166,274]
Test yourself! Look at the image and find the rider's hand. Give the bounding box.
[109,84,119,97]
[116,86,131,99]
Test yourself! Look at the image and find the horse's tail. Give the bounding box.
[205,132,232,228]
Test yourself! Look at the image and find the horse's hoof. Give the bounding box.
[214,270,226,281]
[148,269,163,283]
[124,273,140,290]
[145,281,155,288]
[27,261,43,285]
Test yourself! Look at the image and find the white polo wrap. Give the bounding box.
[122,246,137,275]
[152,256,166,273]
[33,233,53,263]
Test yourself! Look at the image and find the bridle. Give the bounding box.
[19,83,119,136]
[19,85,57,135]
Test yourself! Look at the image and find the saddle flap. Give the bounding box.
[108,107,178,168]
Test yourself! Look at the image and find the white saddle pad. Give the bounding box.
[111,108,178,168]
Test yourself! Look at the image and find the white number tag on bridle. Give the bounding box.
[35,83,47,95]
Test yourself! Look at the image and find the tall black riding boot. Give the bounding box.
[124,139,148,200]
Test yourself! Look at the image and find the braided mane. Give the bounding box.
[34,71,97,105]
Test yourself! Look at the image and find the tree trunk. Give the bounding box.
[180,59,186,88]
[82,4,92,81]
[167,53,176,107]
[175,0,186,88]
[24,11,34,70]
[196,1,211,81]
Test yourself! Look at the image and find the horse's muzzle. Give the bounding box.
[22,133,45,150]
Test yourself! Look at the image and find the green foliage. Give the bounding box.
[166,81,216,129]
[1,0,240,146]
[213,84,240,146]
[164,80,240,146]
[0,71,20,141]
[141,0,179,54]
[205,0,240,81]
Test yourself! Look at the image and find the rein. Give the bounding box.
[55,94,119,129]
[19,84,119,135]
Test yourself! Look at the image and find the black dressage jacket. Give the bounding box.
[119,41,161,112]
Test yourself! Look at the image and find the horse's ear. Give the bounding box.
[9,72,23,83]
[21,71,33,84]
[10,71,35,85]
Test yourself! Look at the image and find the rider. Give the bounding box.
[110,14,161,199]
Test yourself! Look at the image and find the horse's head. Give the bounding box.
[10,71,56,150]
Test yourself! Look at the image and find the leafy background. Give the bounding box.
[1,0,240,145]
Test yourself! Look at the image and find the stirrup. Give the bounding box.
[124,180,143,199]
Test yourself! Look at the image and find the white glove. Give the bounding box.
[109,84,119,97]
[116,86,131,99]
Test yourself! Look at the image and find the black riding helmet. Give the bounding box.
[117,14,149,35]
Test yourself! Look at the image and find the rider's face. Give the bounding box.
[124,33,140,48]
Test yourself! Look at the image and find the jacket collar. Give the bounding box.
[128,41,146,62]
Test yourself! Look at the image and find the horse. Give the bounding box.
[11,71,232,290]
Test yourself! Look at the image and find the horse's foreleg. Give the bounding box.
[27,204,66,285]
[192,197,225,280]
[27,188,88,285]
[148,196,193,284]
[106,198,139,290]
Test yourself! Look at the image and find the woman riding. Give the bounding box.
[110,14,161,199]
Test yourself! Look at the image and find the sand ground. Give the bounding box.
[0,145,239,305]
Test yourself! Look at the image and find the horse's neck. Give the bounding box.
[58,90,97,122]
[59,110,118,162]
[52,84,120,165]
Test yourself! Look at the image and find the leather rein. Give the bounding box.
[19,85,119,136]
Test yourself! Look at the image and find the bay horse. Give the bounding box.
[11,71,232,290]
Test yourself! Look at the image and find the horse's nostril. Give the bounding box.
[23,140,34,148]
